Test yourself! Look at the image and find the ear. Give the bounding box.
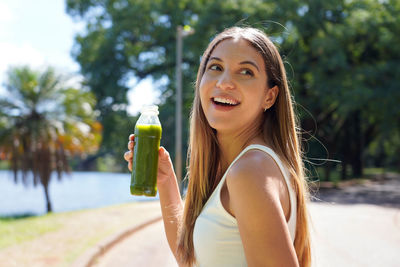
[263,85,279,111]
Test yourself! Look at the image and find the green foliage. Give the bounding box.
[66,0,400,178]
[96,154,122,172]
[285,0,400,178]
[66,0,283,170]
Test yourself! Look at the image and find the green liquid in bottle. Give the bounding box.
[130,124,162,196]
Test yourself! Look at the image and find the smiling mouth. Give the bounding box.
[212,97,240,107]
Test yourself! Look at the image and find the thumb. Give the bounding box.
[159,146,170,162]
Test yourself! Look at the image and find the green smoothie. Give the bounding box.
[130,124,162,196]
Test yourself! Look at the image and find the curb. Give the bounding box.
[72,216,163,267]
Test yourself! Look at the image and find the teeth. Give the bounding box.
[213,97,238,105]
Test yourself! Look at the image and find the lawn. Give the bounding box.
[0,212,62,249]
[0,201,161,266]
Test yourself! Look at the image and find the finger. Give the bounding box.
[128,140,134,150]
[129,134,135,141]
[124,151,132,162]
[128,161,132,172]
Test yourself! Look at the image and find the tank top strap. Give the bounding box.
[217,144,291,191]
[219,144,296,231]
[244,144,293,188]
[202,145,259,209]
[212,145,263,193]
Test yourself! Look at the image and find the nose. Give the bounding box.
[216,71,235,90]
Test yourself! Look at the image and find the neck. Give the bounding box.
[217,134,245,171]
[216,127,266,172]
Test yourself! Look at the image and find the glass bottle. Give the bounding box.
[130,105,162,196]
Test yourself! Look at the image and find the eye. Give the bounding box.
[239,69,254,76]
[208,64,222,71]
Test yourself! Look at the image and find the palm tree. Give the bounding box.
[0,66,102,213]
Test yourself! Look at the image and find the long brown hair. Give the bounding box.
[177,27,311,267]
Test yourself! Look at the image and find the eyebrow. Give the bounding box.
[209,56,223,62]
[208,57,260,72]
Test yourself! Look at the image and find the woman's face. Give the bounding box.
[199,38,270,136]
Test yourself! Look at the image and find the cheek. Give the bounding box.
[240,91,267,118]
[199,79,210,107]
[246,89,266,105]
[199,94,207,112]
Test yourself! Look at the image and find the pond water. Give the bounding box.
[0,170,158,216]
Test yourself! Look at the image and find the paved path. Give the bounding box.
[91,219,177,267]
[309,173,400,266]
[91,203,400,267]
[93,175,400,267]
[310,203,400,267]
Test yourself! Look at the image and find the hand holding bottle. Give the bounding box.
[124,134,176,189]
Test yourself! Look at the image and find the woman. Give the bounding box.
[125,26,311,267]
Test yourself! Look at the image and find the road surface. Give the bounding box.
[91,202,399,267]
[93,175,400,267]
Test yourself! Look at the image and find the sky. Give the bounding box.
[0,0,159,116]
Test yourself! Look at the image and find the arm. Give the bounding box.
[226,150,299,267]
[157,147,184,259]
[125,135,183,260]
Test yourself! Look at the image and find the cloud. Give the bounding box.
[0,43,45,72]
[0,2,14,22]
[0,2,15,38]
[0,0,81,93]
[0,41,85,95]
[0,42,45,92]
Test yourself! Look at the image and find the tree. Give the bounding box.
[66,0,400,179]
[66,0,280,171]
[282,0,400,179]
[0,66,102,213]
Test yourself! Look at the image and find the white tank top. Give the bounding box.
[193,144,297,267]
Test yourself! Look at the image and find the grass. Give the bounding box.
[307,167,400,190]
[0,201,161,267]
[309,166,396,182]
[0,213,62,249]
[363,168,386,176]
[0,161,10,170]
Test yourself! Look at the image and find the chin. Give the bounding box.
[207,122,237,135]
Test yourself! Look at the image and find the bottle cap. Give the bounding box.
[141,105,159,115]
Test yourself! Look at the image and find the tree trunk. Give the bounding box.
[324,161,331,181]
[43,183,52,213]
[351,111,363,178]
[341,118,349,180]
[341,160,348,180]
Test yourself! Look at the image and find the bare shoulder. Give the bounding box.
[226,149,284,196]
[224,149,297,265]
[225,148,291,220]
